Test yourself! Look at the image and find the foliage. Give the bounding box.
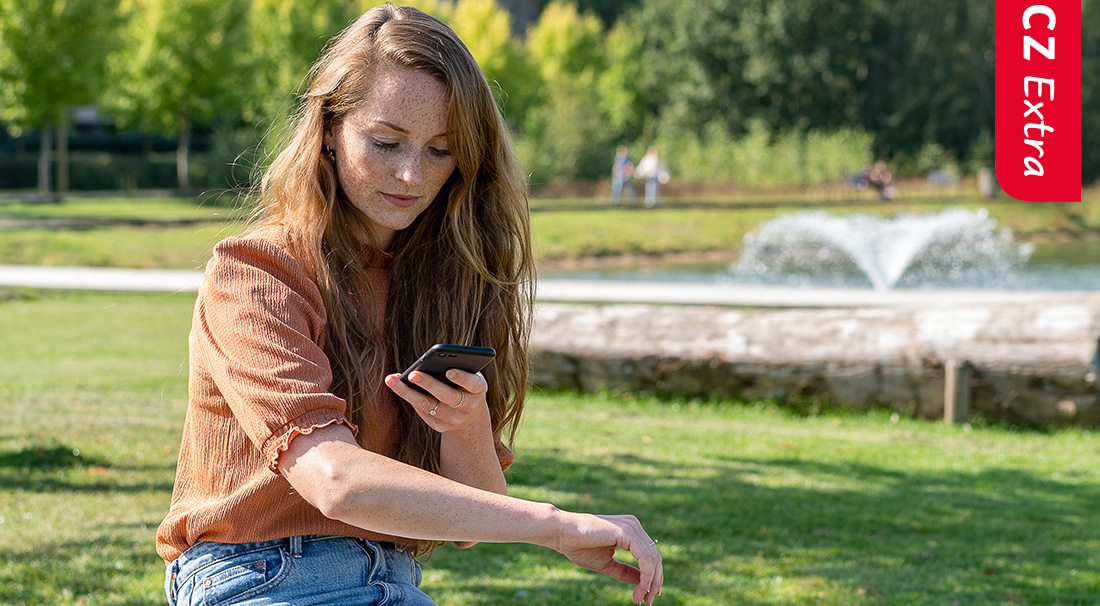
[437,0,537,123]
[1083,0,1100,183]
[859,0,995,168]
[655,120,873,188]
[628,0,1000,175]
[515,70,622,184]
[595,20,647,137]
[0,0,123,192]
[209,0,359,191]
[247,0,355,125]
[105,0,254,190]
[0,0,122,131]
[513,2,618,183]
[108,0,251,134]
[525,1,605,84]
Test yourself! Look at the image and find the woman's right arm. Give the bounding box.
[279,423,664,605]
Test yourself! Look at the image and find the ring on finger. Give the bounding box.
[448,391,465,408]
[429,403,439,416]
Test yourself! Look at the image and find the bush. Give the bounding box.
[513,77,616,186]
[655,121,872,189]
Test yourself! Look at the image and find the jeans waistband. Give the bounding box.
[165,536,411,606]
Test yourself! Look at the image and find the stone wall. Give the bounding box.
[529,295,1100,426]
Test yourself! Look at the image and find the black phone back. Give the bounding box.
[399,344,497,394]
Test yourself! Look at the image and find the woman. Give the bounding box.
[156,4,663,606]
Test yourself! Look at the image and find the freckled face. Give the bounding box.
[325,63,455,250]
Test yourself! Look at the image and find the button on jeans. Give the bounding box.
[165,536,436,606]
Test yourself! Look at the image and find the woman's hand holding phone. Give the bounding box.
[385,344,497,434]
[385,367,490,433]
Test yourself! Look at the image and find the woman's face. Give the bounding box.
[325,62,456,250]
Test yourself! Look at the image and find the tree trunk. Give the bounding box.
[177,112,191,193]
[37,118,53,195]
[57,118,70,193]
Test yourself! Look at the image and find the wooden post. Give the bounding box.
[944,359,971,424]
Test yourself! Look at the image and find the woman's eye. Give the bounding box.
[429,147,452,158]
[371,139,399,150]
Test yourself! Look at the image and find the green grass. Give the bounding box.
[0,195,247,222]
[530,206,779,261]
[3,290,1100,605]
[0,224,243,270]
[0,191,1097,269]
[0,290,192,605]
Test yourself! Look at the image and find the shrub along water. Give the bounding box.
[655,122,874,189]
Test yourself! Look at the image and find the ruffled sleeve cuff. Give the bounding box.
[264,409,359,474]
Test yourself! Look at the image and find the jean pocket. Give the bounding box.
[200,547,290,606]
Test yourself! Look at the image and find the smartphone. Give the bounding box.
[399,344,497,395]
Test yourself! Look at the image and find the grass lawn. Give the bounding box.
[0,194,246,221]
[2,289,1100,605]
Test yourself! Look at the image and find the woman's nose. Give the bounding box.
[396,151,422,185]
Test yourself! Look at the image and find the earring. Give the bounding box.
[321,144,335,163]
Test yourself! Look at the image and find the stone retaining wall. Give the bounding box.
[529,295,1100,426]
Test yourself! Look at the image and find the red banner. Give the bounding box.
[995,1,1082,202]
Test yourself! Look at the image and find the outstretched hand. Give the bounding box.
[554,513,664,605]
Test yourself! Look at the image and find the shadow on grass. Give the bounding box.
[0,442,174,493]
[0,443,107,469]
[426,451,1100,606]
[0,530,165,606]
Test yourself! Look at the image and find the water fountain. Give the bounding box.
[730,208,1034,291]
[536,207,1097,428]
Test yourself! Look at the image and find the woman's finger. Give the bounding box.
[625,523,663,605]
[385,374,442,418]
[439,369,488,395]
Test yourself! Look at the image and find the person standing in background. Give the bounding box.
[634,147,669,207]
[611,146,636,205]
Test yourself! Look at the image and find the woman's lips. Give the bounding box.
[382,193,419,208]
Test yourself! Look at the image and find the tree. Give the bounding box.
[526,1,605,83]
[596,20,647,137]
[108,0,251,192]
[1082,0,1099,183]
[440,0,537,125]
[857,0,994,167]
[628,0,996,172]
[0,0,121,195]
[629,0,755,140]
[248,0,355,125]
[518,2,615,182]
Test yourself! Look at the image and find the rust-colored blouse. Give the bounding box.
[156,233,513,563]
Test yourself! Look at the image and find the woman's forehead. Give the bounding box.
[345,63,450,137]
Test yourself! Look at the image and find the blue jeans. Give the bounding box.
[165,536,436,606]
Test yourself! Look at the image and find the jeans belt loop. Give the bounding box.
[289,535,303,557]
